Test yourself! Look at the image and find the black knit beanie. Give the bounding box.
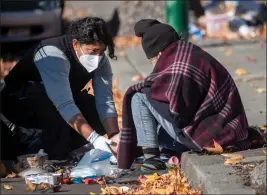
[134,19,179,59]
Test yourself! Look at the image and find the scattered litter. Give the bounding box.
[235,68,249,76]
[17,149,48,171]
[25,173,62,185]
[3,184,14,190]
[71,149,114,178]
[256,88,266,93]
[19,167,47,178]
[131,74,143,81]
[204,139,223,154]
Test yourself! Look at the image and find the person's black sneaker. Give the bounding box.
[141,157,166,172]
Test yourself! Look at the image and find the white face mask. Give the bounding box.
[78,46,103,73]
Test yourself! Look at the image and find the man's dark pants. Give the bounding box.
[1,82,105,160]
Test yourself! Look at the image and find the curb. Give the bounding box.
[180,151,257,194]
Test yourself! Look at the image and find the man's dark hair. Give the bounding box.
[67,17,117,60]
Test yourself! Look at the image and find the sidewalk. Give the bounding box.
[111,39,267,126]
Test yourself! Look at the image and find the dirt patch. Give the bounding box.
[233,161,263,186]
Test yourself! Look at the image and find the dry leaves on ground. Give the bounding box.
[3,184,14,190]
[204,140,223,154]
[100,167,201,195]
[221,153,244,166]
[235,68,249,76]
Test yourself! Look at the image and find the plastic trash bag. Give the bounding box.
[71,149,117,177]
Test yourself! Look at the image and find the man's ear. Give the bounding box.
[158,52,162,57]
[72,39,79,52]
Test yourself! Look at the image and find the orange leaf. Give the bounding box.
[144,173,159,181]
[25,181,37,192]
[221,153,244,160]
[224,158,242,166]
[204,140,223,154]
[235,68,249,76]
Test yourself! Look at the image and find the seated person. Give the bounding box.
[117,19,254,172]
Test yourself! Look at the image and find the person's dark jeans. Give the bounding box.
[1,83,105,160]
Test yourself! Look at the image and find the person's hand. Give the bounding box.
[109,133,120,155]
[87,131,112,153]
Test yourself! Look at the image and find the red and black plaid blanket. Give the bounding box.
[117,41,249,169]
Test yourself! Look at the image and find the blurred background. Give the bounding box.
[0,0,266,75]
[0,0,266,131]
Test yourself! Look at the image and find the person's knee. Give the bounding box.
[131,92,146,107]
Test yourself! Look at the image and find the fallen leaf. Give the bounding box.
[89,192,96,195]
[221,153,244,160]
[256,88,266,93]
[224,158,242,166]
[144,173,159,181]
[263,148,267,155]
[224,49,233,56]
[222,153,244,166]
[235,68,249,76]
[25,181,37,192]
[247,56,256,63]
[3,184,13,190]
[131,74,143,81]
[204,140,223,154]
[258,125,267,131]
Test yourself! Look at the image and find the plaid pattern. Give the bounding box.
[117,41,249,169]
